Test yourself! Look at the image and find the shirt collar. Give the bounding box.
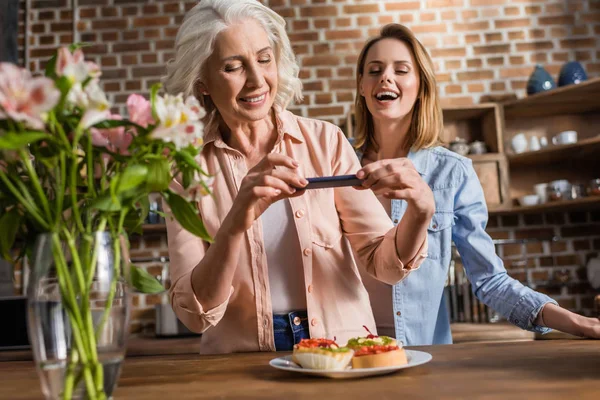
[202,107,304,148]
[407,148,430,176]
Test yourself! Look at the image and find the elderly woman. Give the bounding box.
[162,0,433,354]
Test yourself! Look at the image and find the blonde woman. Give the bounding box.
[162,2,432,354]
[354,23,600,345]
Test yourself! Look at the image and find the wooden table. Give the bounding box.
[1,340,598,399]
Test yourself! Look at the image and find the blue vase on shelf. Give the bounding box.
[558,61,588,87]
[526,64,556,95]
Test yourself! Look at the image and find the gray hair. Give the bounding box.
[163,0,303,112]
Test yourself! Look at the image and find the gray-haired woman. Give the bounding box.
[162,0,433,354]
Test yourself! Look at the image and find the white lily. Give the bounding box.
[150,94,206,149]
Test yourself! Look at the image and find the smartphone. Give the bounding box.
[302,174,363,190]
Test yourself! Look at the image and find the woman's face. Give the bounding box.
[202,19,278,125]
[359,38,420,124]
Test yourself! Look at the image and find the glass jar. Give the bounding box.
[547,183,563,202]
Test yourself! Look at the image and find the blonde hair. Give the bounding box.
[354,23,442,152]
[163,0,303,113]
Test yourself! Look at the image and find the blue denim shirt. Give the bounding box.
[379,146,557,345]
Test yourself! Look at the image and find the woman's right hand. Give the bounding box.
[227,153,308,234]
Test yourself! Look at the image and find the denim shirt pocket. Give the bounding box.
[426,211,454,260]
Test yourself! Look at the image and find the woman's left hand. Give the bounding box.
[357,158,435,219]
[578,316,600,338]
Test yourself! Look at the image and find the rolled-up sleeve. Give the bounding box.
[329,128,427,285]
[452,159,556,334]
[163,181,233,333]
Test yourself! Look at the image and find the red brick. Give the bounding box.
[92,19,128,30]
[539,15,575,25]
[316,69,332,78]
[485,33,503,42]
[490,82,505,91]
[524,5,542,15]
[531,53,547,63]
[308,106,344,117]
[163,3,181,13]
[293,20,309,31]
[454,21,490,31]
[560,38,597,49]
[301,55,340,67]
[122,31,139,41]
[101,7,119,18]
[410,24,447,33]
[465,34,481,44]
[315,93,333,104]
[133,17,170,28]
[288,32,318,42]
[446,60,462,70]
[329,79,355,90]
[385,2,421,11]
[582,13,600,23]
[102,32,118,41]
[494,18,530,29]
[467,59,483,68]
[113,42,150,53]
[126,81,142,91]
[509,56,525,65]
[461,10,477,20]
[427,0,465,7]
[508,31,526,40]
[343,4,380,13]
[500,67,533,78]
[514,228,555,240]
[457,70,495,80]
[303,81,324,91]
[325,30,363,40]
[300,6,337,17]
[336,92,354,102]
[473,44,510,55]
[314,19,331,29]
[471,0,505,4]
[430,47,467,58]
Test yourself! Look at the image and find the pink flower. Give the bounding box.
[90,113,132,155]
[56,47,98,83]
[0,63,60,130]
[126,94,154,128]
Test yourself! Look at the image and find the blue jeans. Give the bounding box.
[273,310,309,351]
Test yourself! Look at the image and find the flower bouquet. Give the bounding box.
[0,45,211,399]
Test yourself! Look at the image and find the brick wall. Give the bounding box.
[15,0,600,332]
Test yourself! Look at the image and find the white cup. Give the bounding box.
[511,133,528,154]
[529,136,541,151]
[552,130,577,145]
[534,183,548,203]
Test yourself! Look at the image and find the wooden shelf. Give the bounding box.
[507,136,600,167]
[443,103,498,121]
[488,196,600,215]
[141,224,166,233]
[503,77,600,119]
[468,153,505,162]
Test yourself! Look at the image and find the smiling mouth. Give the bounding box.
[374,91,399,101]
[239,93,266,103]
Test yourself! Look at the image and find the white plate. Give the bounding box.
[269,349,432,379]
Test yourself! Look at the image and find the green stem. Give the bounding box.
[69,152,85,233]
[51,234,99,399]
[0,169,49,230]
[86,138,96,198]
[55,152,66,231]
[19,149,52,222]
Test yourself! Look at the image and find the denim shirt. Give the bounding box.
[375,146,557,345]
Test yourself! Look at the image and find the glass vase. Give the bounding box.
[27,232,130,400]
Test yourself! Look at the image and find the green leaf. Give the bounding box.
[129,265,165,294]
[150,83,162,122]
[116,164,148,194]
[176,149,202,172]
[89,193,121,212]
[0,208,21,261]
[164,191,212,242]
[0,132,52,150]
[146,159,170,192]
[44,54,58,78]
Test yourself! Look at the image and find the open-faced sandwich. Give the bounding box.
[292,338,354,370]
[346,326,408,369]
